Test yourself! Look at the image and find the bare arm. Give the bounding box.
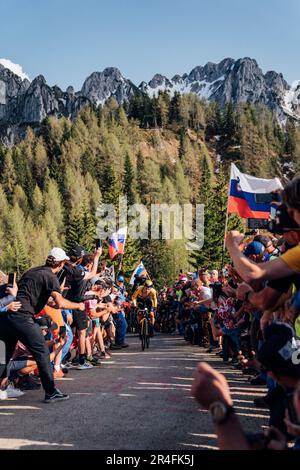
[225,232,294,283]
[51,291,85,311]
[247,287,282,311]
[49,341,66,361]
[191,362,250,450]
[89,305,110,319]
[83,248,102,280]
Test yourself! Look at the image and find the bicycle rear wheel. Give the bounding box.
[141,320,146,351]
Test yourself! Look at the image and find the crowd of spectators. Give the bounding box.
[1,176,300,450]
[0,244,130,403]
[189,177,300,450]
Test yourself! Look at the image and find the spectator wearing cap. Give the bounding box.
[0,247,86,403]
[243,240,265,262]
[199,269,210,287]
[254,235,279,262]
[61,244,102,370]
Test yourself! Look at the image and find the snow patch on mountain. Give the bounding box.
[0,59,30,81]
[282,80,300,119]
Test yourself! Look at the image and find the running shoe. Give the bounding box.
[44,388,69,403]
[6,384,24,398]
[76,361,94,370]
[86,355,102,366]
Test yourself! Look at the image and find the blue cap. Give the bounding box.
[243,241,264,257]
[117,275,125,282]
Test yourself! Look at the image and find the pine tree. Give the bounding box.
[5,204,30,276]
[32,185,45,222]
[191,166,228,269]
[44,178,65,237]
[65,207,85,252]
[2,150,17,202]
[121,237,141,280]
[141,238,174,288]
[101,162,121,207]
[123,152,136,205]
[81,198,97,252]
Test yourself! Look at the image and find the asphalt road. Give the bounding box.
[0,334,269,450]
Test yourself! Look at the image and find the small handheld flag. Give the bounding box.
[129,262,148,285]
[108,227,127,260]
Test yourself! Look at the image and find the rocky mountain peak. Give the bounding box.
[0,57,299,144]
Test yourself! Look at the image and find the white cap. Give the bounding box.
[48,247,70,262]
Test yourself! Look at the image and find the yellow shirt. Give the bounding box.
[281,244,300,273]
[132,285,158,308]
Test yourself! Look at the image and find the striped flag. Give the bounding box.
[108,227,127,260]
[129,262,148,285]
[228,163,283,219]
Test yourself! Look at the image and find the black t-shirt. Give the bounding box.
[16,266,62,316]
[63,264,87,302]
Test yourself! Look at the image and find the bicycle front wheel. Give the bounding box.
[145,320,150,349]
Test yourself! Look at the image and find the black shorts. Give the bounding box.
[72,309,88,331]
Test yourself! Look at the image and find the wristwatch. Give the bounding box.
[209,401,235,425]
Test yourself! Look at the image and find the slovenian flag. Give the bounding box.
[129,262,148,285]
[108,227,127,260]
[228,163,283,219]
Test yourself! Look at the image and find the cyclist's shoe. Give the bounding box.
[120,343,129,348]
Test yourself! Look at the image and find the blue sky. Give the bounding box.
[1,0,299,90]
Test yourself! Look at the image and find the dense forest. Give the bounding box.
[0,91,300,285]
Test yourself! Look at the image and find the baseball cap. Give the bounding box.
[48,247,70,262]
[258,322,300,377]
[117,275,125,282]
[243,241,264,257]
[67,244,86,258]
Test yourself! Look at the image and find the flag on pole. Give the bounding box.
[228,163,283,219]
[129,262,148,285]
[108,227,127,260]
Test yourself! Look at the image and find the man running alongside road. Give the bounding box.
[0,248,87,403]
